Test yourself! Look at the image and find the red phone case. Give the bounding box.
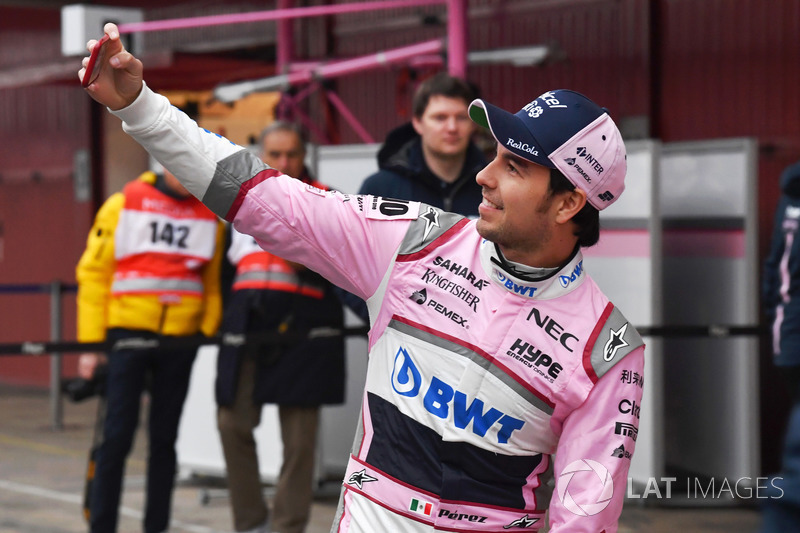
[81,34,111,88]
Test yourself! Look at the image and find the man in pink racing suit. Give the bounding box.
[81,25,645,533]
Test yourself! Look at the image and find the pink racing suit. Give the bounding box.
[112,85,645,533]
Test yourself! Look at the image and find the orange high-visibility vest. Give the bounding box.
[112,178,219,300]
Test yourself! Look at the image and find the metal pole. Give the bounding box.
[277,0,293,75]
[50,280,63,430]
[447,0,468,79]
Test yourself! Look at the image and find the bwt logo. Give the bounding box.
[391,347,524,444]
[559,260,584,288]
[495,270,537,298]
[557,459,614,516]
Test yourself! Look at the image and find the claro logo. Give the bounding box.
[391,347,524,444]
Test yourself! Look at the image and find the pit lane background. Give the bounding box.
[176,138,760,496]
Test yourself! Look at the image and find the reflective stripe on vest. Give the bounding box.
[232,266,325,299]
[111,277,204,294]
[230,231,325,298]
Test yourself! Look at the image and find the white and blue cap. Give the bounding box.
[469,89,627,210]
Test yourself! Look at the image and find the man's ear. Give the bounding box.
[411,116,423,136]
[556,188,587,224]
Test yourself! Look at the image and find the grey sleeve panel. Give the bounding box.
[588,305,644,380]
[202,150,274,220]
[397,205,466,256]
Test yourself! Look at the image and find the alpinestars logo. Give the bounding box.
[420,206,440,240]
[603,323,629,361]
[503,514,539,529]
[347,469,378,489]
[410,288,428,305]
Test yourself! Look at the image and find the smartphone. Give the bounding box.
[81,34,110,88]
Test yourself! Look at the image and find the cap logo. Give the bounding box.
[576,147,604,174]
[522,101,544,118]
[564,157,592,184]
[598,191,615,202]
[507,138,539,156]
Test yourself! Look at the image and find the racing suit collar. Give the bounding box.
[479,240,586,300]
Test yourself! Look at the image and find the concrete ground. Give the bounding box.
[0,384,762,533]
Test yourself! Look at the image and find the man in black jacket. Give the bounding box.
[762,160,800,532]
[216,122,345,533]
[359,73,487,215]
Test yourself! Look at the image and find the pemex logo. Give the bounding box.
[557,459,614,516]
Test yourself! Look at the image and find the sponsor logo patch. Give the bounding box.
[347,469,378,489]
[614,421,639,441]
[391,347,525,444]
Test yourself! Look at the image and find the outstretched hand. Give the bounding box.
[79,23,144,110]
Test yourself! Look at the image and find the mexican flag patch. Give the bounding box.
[409,498,433,517]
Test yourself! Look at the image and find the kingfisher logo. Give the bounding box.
[390,347,525,444]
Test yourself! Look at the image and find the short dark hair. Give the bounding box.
[549,168,600,247]
[412,73,477,119]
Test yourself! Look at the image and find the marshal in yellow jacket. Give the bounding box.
[76,171,225,342]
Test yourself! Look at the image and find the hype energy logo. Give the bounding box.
[391,347,525,444]
[557,459,614,516]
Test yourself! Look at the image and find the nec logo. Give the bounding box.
[391,347,524,444]
[526,307,580,352]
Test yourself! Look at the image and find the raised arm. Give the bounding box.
[80,23,144,111]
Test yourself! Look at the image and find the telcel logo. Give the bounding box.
[391,347,525,444]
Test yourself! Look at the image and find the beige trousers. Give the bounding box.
[218,356,320,533]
